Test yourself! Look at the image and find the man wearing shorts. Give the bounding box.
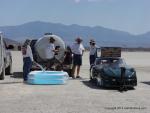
[71,37,85,78]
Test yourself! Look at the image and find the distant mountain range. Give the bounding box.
[0,21,150,47]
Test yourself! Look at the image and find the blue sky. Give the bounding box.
[0,0,150,34]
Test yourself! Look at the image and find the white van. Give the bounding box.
[0,32,5,80]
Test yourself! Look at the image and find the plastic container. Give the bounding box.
[27,71,69,85]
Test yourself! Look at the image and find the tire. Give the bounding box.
[0,67,5,80]
[90,69,95,82]
[64,69,72,77]
[5,65,12,75]
[5,59,12,75]
[90,76,95,83]
[90,76,93,81]
[96,74,104,87]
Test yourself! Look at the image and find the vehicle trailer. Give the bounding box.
[30,33,72,76]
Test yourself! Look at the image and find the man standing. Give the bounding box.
[71,37,85,79]
[89,39,97,66]
[45,37,55,60]
[45,37,59,70]
[22,39,34,82]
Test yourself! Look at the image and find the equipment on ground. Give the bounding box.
[30,33,72,76]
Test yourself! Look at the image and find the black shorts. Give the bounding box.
[73,54,82,66]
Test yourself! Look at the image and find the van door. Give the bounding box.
[0,33,5,80]
[0,35,3,73]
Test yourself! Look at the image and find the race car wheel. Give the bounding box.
[96,74,104,87]
[90,76,95,83]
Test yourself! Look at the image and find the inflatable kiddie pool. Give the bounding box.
[27,71,69,85]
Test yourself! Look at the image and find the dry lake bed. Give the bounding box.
[0,51,150,113]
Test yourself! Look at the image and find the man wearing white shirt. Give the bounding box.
[71,37,85,78]
[89,39,97,65]
[22,39,34,82]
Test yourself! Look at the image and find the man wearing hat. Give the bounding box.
[89,39,97,66]
[71,37,85,78]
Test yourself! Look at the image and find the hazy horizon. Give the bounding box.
[0,0,150,35]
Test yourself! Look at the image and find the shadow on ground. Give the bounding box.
[141,81,150,85]
[82,80,135,92]
[81,80,114,90]
[11,72,23,79]
[0,81,22,84]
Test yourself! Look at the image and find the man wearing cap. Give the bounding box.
[71,37,85,78]
[89,39,97,66]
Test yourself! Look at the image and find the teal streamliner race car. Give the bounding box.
[90,57,137,88]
